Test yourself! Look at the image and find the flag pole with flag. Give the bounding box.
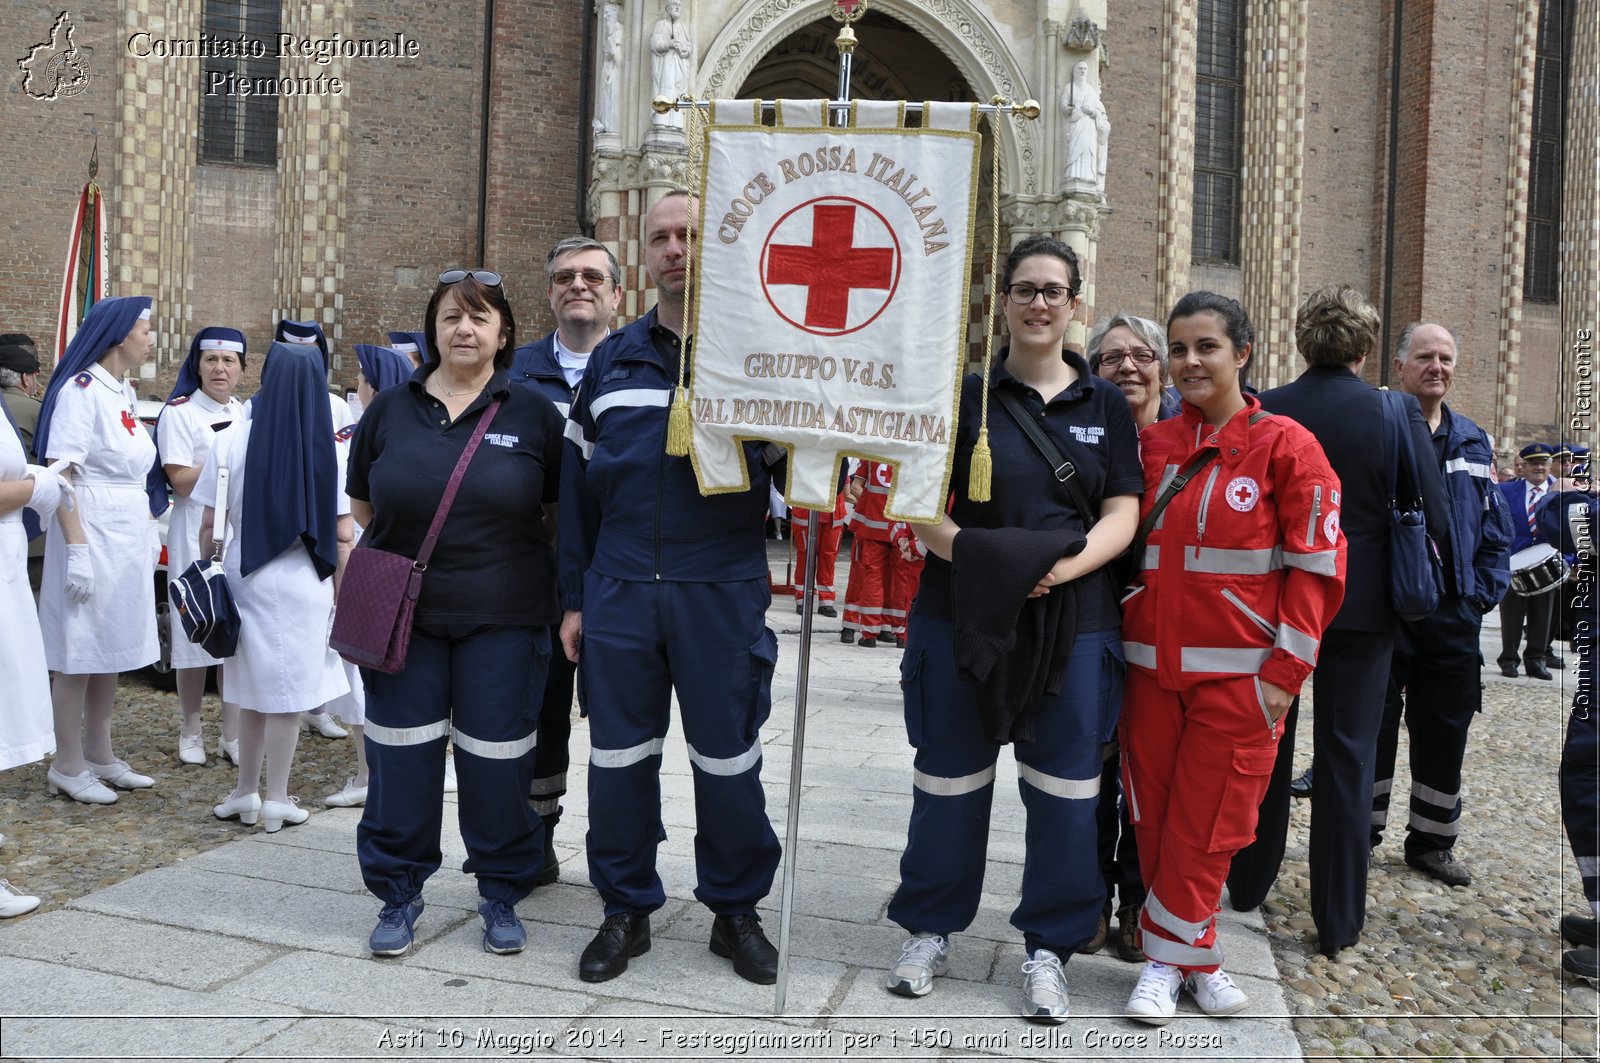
[55,140,109,369]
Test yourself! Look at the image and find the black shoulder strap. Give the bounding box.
[994,387,1099,529]
[1127,410,1270,572]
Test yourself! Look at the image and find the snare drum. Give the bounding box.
[1509,543,1569,597]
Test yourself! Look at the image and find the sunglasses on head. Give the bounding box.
[439,268,503,288]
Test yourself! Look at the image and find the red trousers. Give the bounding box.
[843,536,895,638]
[887,551,924,638]
[792,517,843,605]
[1120,668,1279,972]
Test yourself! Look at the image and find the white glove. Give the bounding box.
[65,543,94,604]
[23,465,74,522]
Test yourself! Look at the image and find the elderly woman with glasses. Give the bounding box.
[1089,313,1178,431]
[347,269,566,960]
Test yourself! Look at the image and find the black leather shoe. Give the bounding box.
[1318,937,1356,958]
[709,913,778,984]
[1563,946,1599,981]
[840,629,855,644]
[1547,653,1567,669]
[1525,659,1554,681]
[1499,662,1520,678]
[1290,767,1314,799]
[795,602,804,615]
[860,635,878,648]
[579,913,651,982]
[1405,848,1472,887]
[818,604,837,618]
[1562,914,1598,947]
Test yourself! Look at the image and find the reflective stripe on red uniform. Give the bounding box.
[844,463,897,635]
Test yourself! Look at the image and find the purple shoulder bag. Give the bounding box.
[330,399,501,673]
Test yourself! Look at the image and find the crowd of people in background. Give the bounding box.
[0,192,1594,1019]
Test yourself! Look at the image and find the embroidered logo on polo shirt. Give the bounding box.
[485,433,519,448]
[1069,425,1104,445]
[1225,476,1260,512]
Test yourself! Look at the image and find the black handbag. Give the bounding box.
[1380,390,1444,621]
[169,459,241,659]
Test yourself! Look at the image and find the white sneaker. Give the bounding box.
[87,758,154,790]
[324,777,368,807]
[302,712,348,739]
[1184,968,1248,1015]
[216,736,240,766]
[0,879,40,918]
[886,933,949,997]
[443,752,458,794]
[1125,960,1182,1025]
[178,733,207,766]
[1020,948,1069,1024]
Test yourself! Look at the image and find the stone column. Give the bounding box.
[117,0,199,379]
[1493,0,1540,453]
[1155,0,1197,316]
[1562,0,1599,455]
[274,0,353,371]
[1238,0,1309,389]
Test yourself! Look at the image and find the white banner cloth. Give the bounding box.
[687,100,980,522]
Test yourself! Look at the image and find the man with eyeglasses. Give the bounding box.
[559,191,785,986]
[507,236,622,891]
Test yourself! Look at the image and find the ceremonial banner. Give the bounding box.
[687,99,981,522]
[55,179,109,368]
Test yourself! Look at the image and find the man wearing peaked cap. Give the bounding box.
[1498,443,1560,679]
[0,336,43,458]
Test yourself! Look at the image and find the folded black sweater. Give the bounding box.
[950,526,1088,744]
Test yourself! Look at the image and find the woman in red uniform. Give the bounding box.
[1120,291,1345,1024]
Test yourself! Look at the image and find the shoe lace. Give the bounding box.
[898,934,947,966]
[0,879,21,897]
[1194,969,1237,995]
[376,903,410,931]
[483,900,518,930]
[1131,963,1179,1003]
[599,913,636,937]
[1020,951,1066,996]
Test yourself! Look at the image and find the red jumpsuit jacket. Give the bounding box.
[1122,396,1347,696]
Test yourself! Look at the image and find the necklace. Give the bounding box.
[434,374,490,398]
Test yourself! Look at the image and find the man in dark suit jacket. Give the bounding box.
[1226,286,1447,957]
[1498,443,1559,679]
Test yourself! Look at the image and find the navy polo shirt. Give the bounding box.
[915,349,1144,631]
[347,367,565,627]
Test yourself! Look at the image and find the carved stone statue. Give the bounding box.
[650,0,692,130]
[593,2,622,141]
[1061,61,1110,193]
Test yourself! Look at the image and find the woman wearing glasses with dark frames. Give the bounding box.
[1089,313,1178,430]
[346,268,567,960]
[884,235,1143,1023]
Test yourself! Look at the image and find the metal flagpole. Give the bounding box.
[772,0,867,1017]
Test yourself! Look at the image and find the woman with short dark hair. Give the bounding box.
[348,270,565,959]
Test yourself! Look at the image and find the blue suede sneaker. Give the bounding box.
[369,896,424,957]
[479,898,526,955]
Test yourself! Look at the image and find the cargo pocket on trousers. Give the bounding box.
[900,647,926,748]
[1098,638,1127,744]
[749,627,779,728]
[1207,744,1279,852]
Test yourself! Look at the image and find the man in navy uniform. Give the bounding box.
[1498,443,1559,679]
[1369,323,1513,886]
[508,235,621,887]
[559,192,784,985]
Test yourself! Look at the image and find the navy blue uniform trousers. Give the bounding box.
[1564,648,1600,915]
[358,622,549,906]
[889,618,1122,957]
[581,574,782,917]
[531,637,576,829]
[1229,628,1392,951]
[1372,595,1483,856]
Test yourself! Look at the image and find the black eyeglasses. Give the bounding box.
[1004,283,1075,307]
[439,268,503,288]
[549,268,612,288]
[1100,347,1160,367]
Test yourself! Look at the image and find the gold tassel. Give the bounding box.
[665,386,692,456]
[968,425,993,502]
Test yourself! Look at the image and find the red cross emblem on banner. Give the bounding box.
[761,198,901,337]
[121,409,138,436]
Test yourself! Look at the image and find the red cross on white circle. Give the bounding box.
[1225,476,1260,512]
[761,197,901,337]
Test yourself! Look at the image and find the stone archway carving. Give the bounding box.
[699,0,1039,197]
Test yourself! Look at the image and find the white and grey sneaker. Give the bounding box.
[1125,960,1182,1025]
[885,933,949,997]
[1184,968,1248,1015]
[1020,948,1069,1024]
